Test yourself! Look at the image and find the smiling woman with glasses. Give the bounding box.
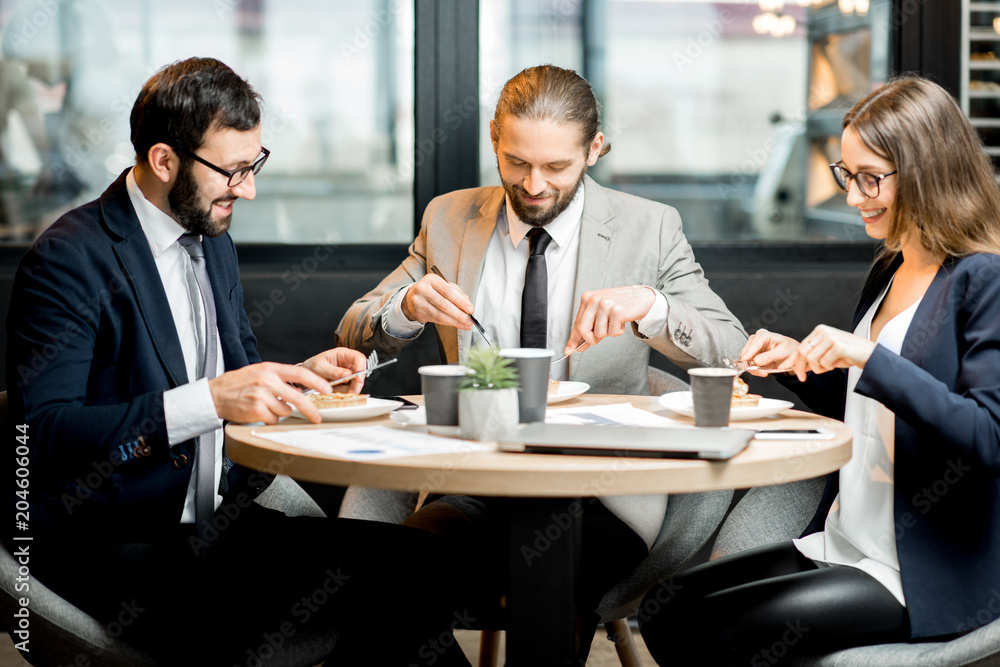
[179,146,270,187]
[638,76,1000,666]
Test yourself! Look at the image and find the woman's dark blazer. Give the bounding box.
[784,251,1000,639]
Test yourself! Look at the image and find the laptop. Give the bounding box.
[496,423,753,460]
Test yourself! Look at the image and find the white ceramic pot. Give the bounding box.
[458,388,519,441]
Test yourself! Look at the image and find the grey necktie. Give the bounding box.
[177,234,219,532]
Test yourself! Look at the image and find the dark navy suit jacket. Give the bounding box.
[6,171,267,541]
[785,251,1000,638]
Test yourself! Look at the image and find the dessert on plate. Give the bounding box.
[731,377,760,408]
[308,393,368,408]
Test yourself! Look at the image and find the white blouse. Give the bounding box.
[794,279,921,606]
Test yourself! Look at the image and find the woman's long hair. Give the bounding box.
[844,76,1000,258]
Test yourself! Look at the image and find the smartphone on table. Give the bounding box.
[753,428,835,440]
[372,395,420,410]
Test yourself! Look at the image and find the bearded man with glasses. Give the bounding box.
[6,57,478,666]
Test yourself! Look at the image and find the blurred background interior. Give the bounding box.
[0,0,977,399]
[0,0,902,244]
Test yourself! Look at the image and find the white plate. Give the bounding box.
[546,381,590,404]
[288,397,403,422]
[657,391,794,421]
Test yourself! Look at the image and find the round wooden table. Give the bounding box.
[226,393,851,666]
[226,394,850,496]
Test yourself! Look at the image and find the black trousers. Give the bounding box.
[35,503,476,666]
[637,542,910,666]
[402,494,649,659]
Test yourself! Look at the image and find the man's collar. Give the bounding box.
[504,182,585,249]
[125,168,190,256]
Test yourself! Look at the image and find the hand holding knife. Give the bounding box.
[429,265,494,347]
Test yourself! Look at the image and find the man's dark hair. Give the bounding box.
[130,57,262,164]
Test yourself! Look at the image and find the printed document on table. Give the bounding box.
[545,402,693,428]
[251,425,493,461]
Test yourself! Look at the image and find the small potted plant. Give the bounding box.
[458,346,520,441]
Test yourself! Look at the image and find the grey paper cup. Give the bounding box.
[688,368,737,427]
[499,348,554,423]
[419,365,470,432]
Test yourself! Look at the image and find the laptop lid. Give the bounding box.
[496,423,753,460]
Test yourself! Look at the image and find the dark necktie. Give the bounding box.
[520,228,553,349]
[177,234,219,532]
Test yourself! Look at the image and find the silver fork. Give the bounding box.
[552,341,586,364]
[329,350,395,387]
[722,358,792,375]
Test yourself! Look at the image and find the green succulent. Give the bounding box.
[459,346,520,391]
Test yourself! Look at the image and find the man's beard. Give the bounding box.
[168,161,233,238]
[500,163,587,228]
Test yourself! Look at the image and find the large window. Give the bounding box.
[480,0,887,241]
[0,0,893,246]
[0,0,414,244]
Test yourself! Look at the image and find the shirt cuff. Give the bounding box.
[164,378,224,446]
[382,285,424,339]
[636,288,668,338]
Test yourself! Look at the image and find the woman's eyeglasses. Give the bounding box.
[829,161,896,198]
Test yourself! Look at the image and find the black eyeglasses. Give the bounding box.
[829,161,897,198]
[179,147,270,187]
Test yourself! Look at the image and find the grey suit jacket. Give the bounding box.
[337,176,747,395]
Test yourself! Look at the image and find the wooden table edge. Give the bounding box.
[226,398,851,497]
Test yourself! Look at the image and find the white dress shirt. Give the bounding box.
[794,279,919,606]
[383,186,668,381]
[125,169,225,523]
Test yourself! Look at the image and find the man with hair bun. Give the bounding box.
[339,63,745,394]
[337,64,747,660]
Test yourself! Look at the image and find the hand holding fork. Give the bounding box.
[330,350,398,387]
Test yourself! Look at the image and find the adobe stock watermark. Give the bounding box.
[634,577,683,625]
[673,10,735,72]
[770,439,827,486]
[189,466,292,556]
[957,588,1000,634]
[245,245,336,329]
[715,104,810,202]
[410,609,478,666]
[750,619,810,666]
[261,100,296,149]
[337,0,408,62]
[900,259,1000,362]
[386,71,508,189]
[416,440,484,499]
[862,457,972,565]
[519,456,634,567]
[870,0,927,35]
[1,0,73,51]
[546,0,583,30]
[58,401,169,516]
[744,287,800,333]
[238,566,351,667]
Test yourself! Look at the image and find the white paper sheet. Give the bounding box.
[544,402,694,428]
[251,425,493,461]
